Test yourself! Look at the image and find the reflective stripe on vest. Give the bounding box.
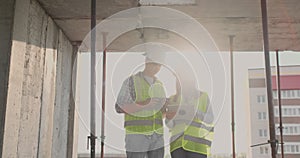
[172,120,214,132]
[189,121,214,133]
[184,135,212,146]
[124,119,163,126]
[124,74,165,135]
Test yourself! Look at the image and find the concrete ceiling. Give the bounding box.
[37,0,300,51]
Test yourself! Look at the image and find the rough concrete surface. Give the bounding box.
[51,30,74,158]
[2,0,31,157]
[0,0,15,156]
[67,46,80,158]
[16,0,47,156]
[37,17,59,158]
[37,0,300,51]
[1,0,76,157]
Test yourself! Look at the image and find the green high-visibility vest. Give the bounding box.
[169,92,214,155]
[124,74,166,135]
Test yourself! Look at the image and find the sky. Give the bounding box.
[76,51,300,156]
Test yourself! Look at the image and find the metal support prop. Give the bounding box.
[90,0,97,157]
[229,35,236,158]
[100,32,108,158]
[276,50,284,158]
[260,0,277,157]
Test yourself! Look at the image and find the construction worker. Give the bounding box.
[115,51,167,158]
[165,71,214,158]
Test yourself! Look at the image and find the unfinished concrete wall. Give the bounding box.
[0,0,15,156]
[37,17,59,158]
[16,0,48,156]
[51,29,74,158]
[68,46,80,158]
[1,0,30,156]
[1,0,77,157]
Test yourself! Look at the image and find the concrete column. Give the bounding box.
[37,17,59,158]
[67,45,80,158]
[0,0,15,156]
[1,0,31,157]
[16,0,49,156]
[51,30,74,158]
[1,0,77,157]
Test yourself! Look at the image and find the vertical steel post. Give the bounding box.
[276,50,284,158]
[90,0,96,157]
[229,35,236,158]
[260,0,277,157]
[100,32,108,158]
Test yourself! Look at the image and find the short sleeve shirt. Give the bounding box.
[115,72,155,113]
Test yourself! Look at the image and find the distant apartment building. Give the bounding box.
[248,65,300,158]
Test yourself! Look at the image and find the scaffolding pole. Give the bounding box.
[89,0,97,157]
[276,50,284,158]
[100,32,108,158]
[229,35,236,158]
[260,0,277,157]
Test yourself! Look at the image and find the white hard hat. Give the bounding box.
[144,52,166,64]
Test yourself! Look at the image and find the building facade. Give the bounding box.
[248,66,300,158]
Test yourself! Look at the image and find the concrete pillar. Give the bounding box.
[37,17,59,158]
[1,0,31,157]
[1,0,78,157]
[67,45,80,158]
[0,0,15,156]
[51,30,74,158]
[16,0,48,156]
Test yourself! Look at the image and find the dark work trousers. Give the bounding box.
[171,148,207,158]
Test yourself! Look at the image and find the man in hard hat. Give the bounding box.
[165,70,214,158]
[115,51,167,158]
